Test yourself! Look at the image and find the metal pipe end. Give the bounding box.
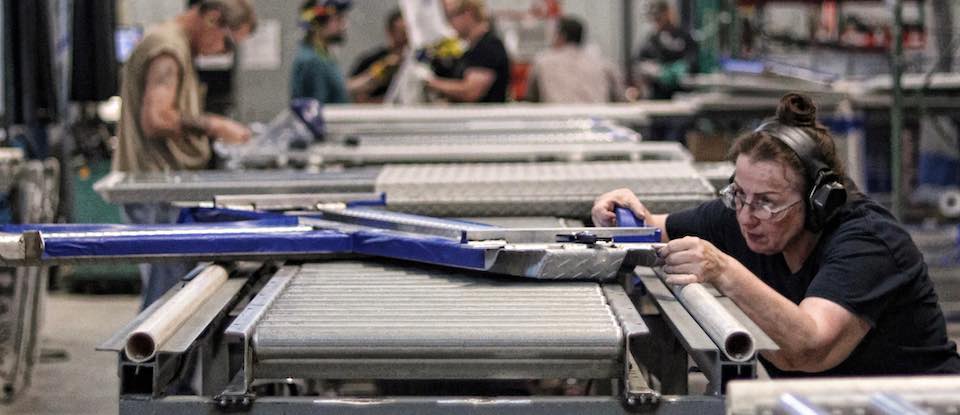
[124,332,156,363]
[725,331,755,362]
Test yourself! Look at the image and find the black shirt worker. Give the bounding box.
[593,93,960,376]
[426,0,510,103]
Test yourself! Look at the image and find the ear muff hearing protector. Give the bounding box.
[753,121,847,232]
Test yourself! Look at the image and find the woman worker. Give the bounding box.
[592,93,960,377]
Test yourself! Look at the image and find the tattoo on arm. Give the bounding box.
[141,54,183,138]
[154,60,178,87]
[146,55,180,90]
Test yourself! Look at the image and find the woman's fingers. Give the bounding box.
[662,249,697,266]
[662,263,700,275]
[664,273,699,285]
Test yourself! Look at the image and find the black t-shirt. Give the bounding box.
[666,196,960,377]
[453,30,510,103]
[350,46,393,100]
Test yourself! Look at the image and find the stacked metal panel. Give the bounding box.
[94,160,714,218]
[249,260,625,380]
[325,118,613,138]
[376,161,716,217]
[94,168,380,204]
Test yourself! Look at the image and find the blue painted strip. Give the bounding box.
[352,230,488,270]
[177,207,292,224]
[41,230,352,258]
[317,207,495,230]
[2,218,298,234]
[612,230,662,243]
[345,193,387,207]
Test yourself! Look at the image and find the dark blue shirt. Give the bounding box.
[291,44,350,104]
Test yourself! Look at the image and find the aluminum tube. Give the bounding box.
[868,393,928,415]
[777,393,830,415]
[124,265,228,363]
[675,283,755,362]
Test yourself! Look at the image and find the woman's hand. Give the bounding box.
[659,236,730,287]
[591,188,652,227]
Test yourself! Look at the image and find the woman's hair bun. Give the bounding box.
[776,93,817,127]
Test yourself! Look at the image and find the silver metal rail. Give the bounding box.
[94,169,380,204]
[321,102,700,125]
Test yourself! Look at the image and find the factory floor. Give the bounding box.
[1,293,959,415]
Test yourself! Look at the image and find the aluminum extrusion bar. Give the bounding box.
[213,192,383,211]
[120,395,725,415]
[310,141,691,166]
[312,206,659,243]
[666,281,755,362]
[322,102,697,125]
[250,260,631,379]
[124,265,229,362]
[333,129,639,145]
[634,267,775,394]
[95,169,380,204]
[326,118,609,136]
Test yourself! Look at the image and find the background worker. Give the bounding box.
[291,0,353,104]
[422,0,510,103]
[526,16,624,103]
[633,0,698,100]
[348,8,408,103]
[112,0,256,308]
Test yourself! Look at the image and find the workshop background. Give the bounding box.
[1,0,959,414]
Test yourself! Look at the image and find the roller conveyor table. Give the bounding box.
[236,260,632,380]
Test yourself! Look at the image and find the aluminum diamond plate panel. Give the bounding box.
[376,161,715,217]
